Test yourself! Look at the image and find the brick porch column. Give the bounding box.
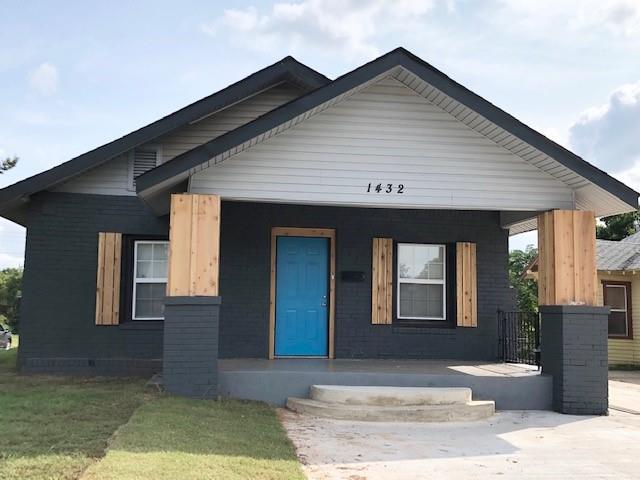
[537,210,609,415]
[163,194,221,399]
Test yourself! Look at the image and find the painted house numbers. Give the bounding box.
[367,183,405,194]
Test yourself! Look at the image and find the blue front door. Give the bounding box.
[275,236,329,357]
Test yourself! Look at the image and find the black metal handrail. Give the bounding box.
[497,310,540,368]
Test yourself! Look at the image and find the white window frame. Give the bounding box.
[132,240,169,320]
[127,144,162,192]
[604,283,630,337]
[397,243,446,321]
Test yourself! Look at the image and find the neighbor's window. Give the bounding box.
[133,241,168,320]
[397,244,446,320]
[603,282,632,338]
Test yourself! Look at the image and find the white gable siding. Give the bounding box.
[189,77,575,211]
[55,83,304,196]
[53,154,131,196]
[159,83,304,161]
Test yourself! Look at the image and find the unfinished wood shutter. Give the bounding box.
[371,238,393,324]
[456,242,477,327]
[95,232,122,325]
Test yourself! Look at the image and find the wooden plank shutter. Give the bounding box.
[371,238,393,324]
[95,232,122,325]
[456,242,477,327]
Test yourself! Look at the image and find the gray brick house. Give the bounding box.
[0,48,635,414]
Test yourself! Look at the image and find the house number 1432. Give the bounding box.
[366,183,404,194]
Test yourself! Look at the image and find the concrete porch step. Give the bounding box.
[310,385,472,406]
[286,396,495,422]
[287,385,495,422]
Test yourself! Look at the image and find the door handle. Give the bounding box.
[321,295,327,307]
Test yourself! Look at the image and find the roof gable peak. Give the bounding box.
[0,55,329,222]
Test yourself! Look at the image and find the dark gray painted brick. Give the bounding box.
[540,305,609,415]
[219,201,512,360]
[18,192,512,375]
[19,192,167,375]
[163,297,220,399]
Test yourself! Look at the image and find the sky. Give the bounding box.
[1,0,640,268]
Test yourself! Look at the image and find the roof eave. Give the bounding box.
[137,47,639,211]
[0,56,330,217]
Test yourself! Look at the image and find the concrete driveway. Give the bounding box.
[280,372,640,480]
[609,370,640,414]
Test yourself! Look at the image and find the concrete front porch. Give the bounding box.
[218,359,552,410]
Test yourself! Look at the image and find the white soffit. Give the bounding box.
[391,67,632,219]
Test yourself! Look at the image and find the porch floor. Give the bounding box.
[218,359,552,410]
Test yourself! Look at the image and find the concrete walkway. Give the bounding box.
[281,409,640,479]
[280,373,640,479]
[609,370,640,414]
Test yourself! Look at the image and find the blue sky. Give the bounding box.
[2,0,640,267]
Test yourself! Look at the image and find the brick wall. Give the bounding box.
[163,297,220,398]
[220,201,512,360]
[18,192,168,374]
[540,305,609,415]
[18,193,513,373]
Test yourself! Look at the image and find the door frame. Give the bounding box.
[269,227,336,359]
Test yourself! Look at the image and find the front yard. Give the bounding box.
[0,346,303,480]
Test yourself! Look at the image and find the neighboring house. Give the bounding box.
[0,48,637,411]
[524,234,640,367]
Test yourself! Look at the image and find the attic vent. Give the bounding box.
[131,147,160,189]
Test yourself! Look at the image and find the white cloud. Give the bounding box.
[0,253,23,269]
[201,0,449,60]
[496,0,640,38]
[539,127,570,149]
[0,219,25,269]
[28,62,59,96]
[16,110,50,125]
[569,80,640,173]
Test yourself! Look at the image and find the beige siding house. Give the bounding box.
[596,233,640,366]
[526,232,640,366]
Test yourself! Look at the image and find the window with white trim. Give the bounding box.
[397,243,446,320]
[133,241,168,320]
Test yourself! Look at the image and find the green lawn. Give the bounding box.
[0,344,303,480]
[0,347,152,480]
[81,397,304,480]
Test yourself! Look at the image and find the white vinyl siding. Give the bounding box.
[54,83,305,196]
[159,83,304,161]
[53,154,132,196]
[190,77,574,211]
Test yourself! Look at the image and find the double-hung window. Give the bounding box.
[133,241,168,320]
[397,243,446,320]
[603,281,632,338]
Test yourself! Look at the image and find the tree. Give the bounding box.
[596,211,640,241]
[508,245,538,313]
[0,268,23,333]
[0,156,18,174]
